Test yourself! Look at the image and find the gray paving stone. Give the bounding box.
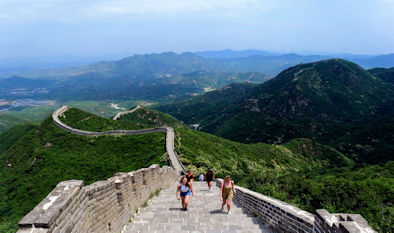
[122,181,272,233]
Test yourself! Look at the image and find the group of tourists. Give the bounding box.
[176,169,236,214]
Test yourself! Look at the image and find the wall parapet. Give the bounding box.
[17,165,178,233]
[112,105,142,120]
[314,209,376,233]
[215,179,376,233]
[52,106,185,175]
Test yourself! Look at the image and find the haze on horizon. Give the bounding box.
[1,0,394,62]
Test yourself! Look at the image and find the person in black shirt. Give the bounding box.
[205,170,215,190]
[185,169,194,184]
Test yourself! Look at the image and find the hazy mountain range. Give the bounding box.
[157,59,394,164]
[196,49,394,70]
[1,51,393,103]
[2,50,394,78]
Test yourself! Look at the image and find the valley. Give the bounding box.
[0,55,392,233]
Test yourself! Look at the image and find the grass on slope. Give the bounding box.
[3,105,60,122]
[60,107,187,131]
[175,128,392,232]
[117,108,188,129]
[59,107,131,131]
[174,128,352,184]
[0,111,167,233]
[0,123,38,154]
[0,112,28,133]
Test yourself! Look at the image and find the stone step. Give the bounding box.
[122,181,271,233]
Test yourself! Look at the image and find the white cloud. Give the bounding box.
[88,0,281,15]
[0,0,287,24]
[380,0,394,4]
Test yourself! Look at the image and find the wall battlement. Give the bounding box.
[216,179,376,233]
[17,165,178,233]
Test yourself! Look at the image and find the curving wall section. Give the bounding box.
[112,105,142,120]
[52,106,185,175]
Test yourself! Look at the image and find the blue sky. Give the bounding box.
[0,0,394,59]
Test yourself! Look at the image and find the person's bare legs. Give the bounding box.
[221,198,226,212]
[184,195,190,210]
[181,196,186,209]
[227,198,232,214]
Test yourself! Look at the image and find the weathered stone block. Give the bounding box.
[18,209,44,227]
[34,208,61,228]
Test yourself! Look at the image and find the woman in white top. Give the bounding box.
[176,177,194,211]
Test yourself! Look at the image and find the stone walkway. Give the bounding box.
[123,181,271,233]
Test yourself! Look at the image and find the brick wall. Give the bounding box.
[314,209,376,233]
[215,179,376,233]
[17,165,178,233]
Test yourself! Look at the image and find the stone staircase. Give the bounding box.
[123,181,271,233]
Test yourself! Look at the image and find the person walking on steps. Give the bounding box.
[220,175,236,214]
[176,177,194,211]
[205,170,215,190]
[199,173,204,181]
[185,169,194,184]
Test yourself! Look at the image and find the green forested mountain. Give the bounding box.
[10,52,215,79]
[0,107,392,232]
[3,52,320,79]
[2,52,393,103]
[0,71,269,102]
[47,70,269,101]
[368,67,394,84]
[157,59,394,163]
[117,108,188,129]
[0,123,37,153]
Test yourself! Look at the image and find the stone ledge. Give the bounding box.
[216,179,375,233]
[315,209,376,233]
[17,165,179,233]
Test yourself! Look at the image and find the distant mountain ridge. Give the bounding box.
[0,52,273,101]
[195,49,277,59]
[195,49,394,70]
[157,59,394,163]
[1,51,393,102]
[352,53,394,69]
[2,50,394,79]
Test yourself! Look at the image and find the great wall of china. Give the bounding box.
[16,106,376,233]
